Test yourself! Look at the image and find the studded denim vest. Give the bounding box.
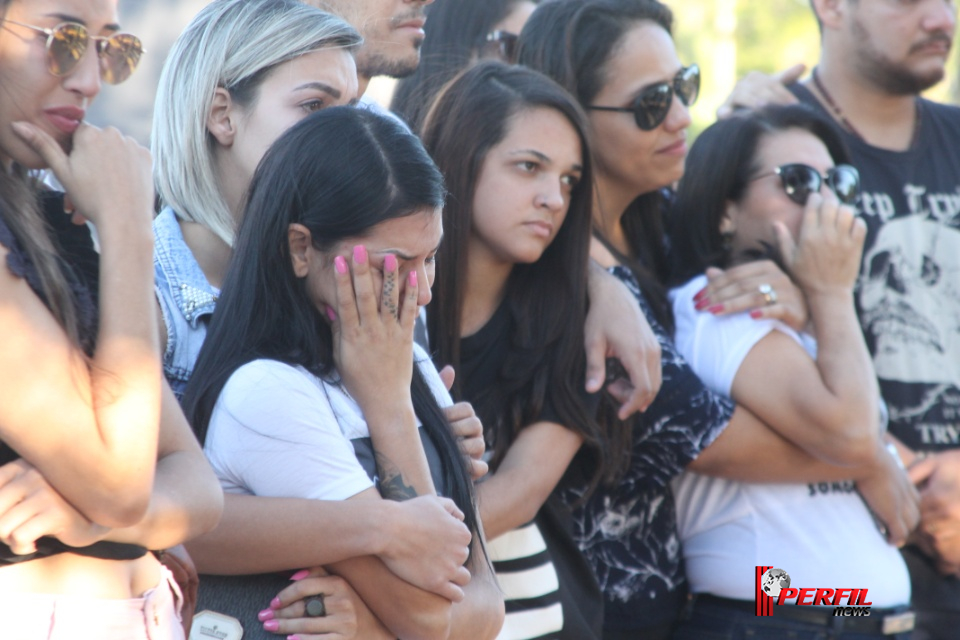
[154,207,220,401]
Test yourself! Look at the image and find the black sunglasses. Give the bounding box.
[482,30,519,63]
[587,64,700,131]
[753,163,861,206]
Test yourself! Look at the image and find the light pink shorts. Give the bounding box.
[0,565,185,640]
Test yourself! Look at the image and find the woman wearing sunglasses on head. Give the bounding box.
[665,105,913,640]
[519,2,918,638]
[0,0,223,637]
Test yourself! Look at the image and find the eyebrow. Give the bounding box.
[293,81,342,100]
[45,13,121,32]
[376,234,445,261]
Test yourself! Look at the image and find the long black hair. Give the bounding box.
[423,61,621,489]
[391,0,538,133]
[183,107,479,539]
[668,104,852,286]
[517,0,676,332]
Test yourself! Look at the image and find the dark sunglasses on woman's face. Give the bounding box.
[482,30,519,63]
[587,64,700,131]
[753,163,861,206]
[1,19,144,85]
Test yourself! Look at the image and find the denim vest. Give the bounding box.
[154,207,220,400]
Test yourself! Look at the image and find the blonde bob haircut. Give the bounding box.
[152,0,361,246]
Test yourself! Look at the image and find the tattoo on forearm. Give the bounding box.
[375,451,418,501]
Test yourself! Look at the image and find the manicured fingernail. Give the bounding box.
[263,620,280,632]
[750,309,763,319]
[288,636,302,640]
[270,597,282,610]
[290,569,310,581]
[693,287,707,301]
[384,254,397,272]
[325,306,336,322]
[694,299,710,311]
[707,304,724,314]
[353,245,367,264]
[258,609,275,622]
[409,270,417,287]
[334,255,347,274]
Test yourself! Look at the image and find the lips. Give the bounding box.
[44,106,85,135]
[657,138,688,156]
[523,220,554,238]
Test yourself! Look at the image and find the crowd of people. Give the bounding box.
[0,0,958,639]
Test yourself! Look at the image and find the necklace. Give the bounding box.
[811,67,921,148]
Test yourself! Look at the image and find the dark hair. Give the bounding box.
[668,104,852,286]
[0,0,85,352]
[517,0,676,332]
[391,0,538,133]
[422,61,622,488]
[183,107,479,540]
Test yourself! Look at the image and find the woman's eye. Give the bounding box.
[300,99,326,113]
[518,160,538,172]
[561,174,580,188]
[426,254,438,264]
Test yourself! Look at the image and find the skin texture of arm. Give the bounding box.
[584,260,662,417]
[477,421,583,540]
[0,123,159,527]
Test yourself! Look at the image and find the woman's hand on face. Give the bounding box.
[331,246,418,414]
[10,121,153,230]
[0,460,110,555]
[694,261,810,333]
[778,192,866,298]
[260,567,394,640]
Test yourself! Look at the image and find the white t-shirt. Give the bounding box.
[204,343,453,501]
[668,275,910,607]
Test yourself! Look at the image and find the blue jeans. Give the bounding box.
[672,598,911,640]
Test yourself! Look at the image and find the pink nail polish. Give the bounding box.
[693,287,707,302]
[263,620,280,632]
[384,254,397,272]
[707,304,724,314]
[270,597,282,610]
[353,245,367,264]
[258,609,275,622]
[288,636,302,640]
[334,255,347,274]
[409,270,417,287]
[290,569,310,581]
[750,309,763,319]
[325,306,336,322]
[694,299,710,311]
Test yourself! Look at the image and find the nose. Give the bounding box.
[415,263,433,307]
[663,93,692,132]
[62,42,102,100]
[536,178,566,213]
[923,0,957,32]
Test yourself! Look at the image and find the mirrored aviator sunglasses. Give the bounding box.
[482,30,519,63]
[774,163,861,206]
[3,19,144,85]
[588,64,700,131]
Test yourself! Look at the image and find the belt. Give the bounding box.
[693,594,915,636]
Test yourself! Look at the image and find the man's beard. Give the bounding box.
[357,44,422,80]
[852,18,949,95]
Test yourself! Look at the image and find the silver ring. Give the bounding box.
[305,594,326,617]
[758,283,777,306]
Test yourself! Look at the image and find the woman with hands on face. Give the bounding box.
[150,2,480,635]
[0,0,223,636]
[182,107,503,640]
[667,104,916,639]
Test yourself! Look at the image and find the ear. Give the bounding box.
[720,201,738,237]
[207,87,238,147]
[288,223,313,278]
[811,0,844,30]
